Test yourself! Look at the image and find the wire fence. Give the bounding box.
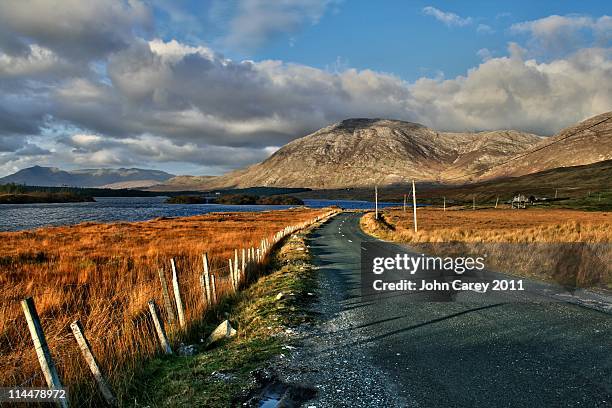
[0,210,337,406]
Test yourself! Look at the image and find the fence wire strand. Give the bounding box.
[1,211,333,392]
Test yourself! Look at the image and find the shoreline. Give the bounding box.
[0,197,392,232]
[0,192,95,204]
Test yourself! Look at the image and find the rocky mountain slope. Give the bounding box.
[0,166,174,188]
[162,119,543,189]
[163,111,611,190]
[482,111,612,180]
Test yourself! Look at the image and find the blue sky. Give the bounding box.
[154,0,610,80]
[0,0,609,176]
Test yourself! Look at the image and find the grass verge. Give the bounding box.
[128,222,323,407]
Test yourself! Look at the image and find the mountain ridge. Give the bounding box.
[482,111,612,180]
[158,112,610,190]
[159,119,544,189]
[0,166,175,188]
[5,112,610,191]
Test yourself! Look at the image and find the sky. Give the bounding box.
[0,1,610,177]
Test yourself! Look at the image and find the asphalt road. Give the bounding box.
[287,212,612,408]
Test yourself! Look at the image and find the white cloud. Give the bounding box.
[0,2,610,176]
[44,37,611,153]
[511,15,611,56]
[148,39,216,62]
[223,0,337,50]
[476,48,493,61]
[423,6,472,27]
[0,0,152,61]
[0,44,67,77]
[409,45,611,134]
[61,133,277,172]
[70,134,105,147]
[477,24,494,34]
[2,36,603,176]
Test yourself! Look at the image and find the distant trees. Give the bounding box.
[0,183,27,194]
[166,194,304,206]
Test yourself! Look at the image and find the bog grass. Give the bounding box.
[362,208,612,243]
[0,208,328,405]
[361,208,611,288]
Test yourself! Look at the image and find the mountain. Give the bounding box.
[160,119,543,189]
[98,180,170,189]
[158,111,611,190]
[9,112,609,191]
[0,166,174,188]
[481,111,612,180]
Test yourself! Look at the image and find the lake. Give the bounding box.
[0,197,401,231]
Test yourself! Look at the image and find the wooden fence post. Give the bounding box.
[21,297,69,408]
[170,259,186,329]
[228,259,235,291]
[157,268,176,324]
[201,253,212,307]
[241,248,246,280]
[412,180,418,233]
[148,300,172,354]
[70,320,117,406]
[234,249,240,286]
[211,275,218,304]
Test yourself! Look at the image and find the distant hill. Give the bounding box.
[0,166,174,188]
[401,159,612,202]
[99,180,168,189]
[150,175,218,191]
[293,159,612,203]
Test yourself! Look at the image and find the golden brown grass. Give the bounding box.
[361,208,611,288]
[363,208,611,243]
[0,208,329,403]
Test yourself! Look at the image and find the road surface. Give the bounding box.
[281,212,612,407]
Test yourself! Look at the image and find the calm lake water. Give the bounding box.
[0,197,400,231]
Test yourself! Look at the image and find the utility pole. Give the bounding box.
[412,180,418,233]
[375,185,378,220]
[403,194,407,212]
[495,196,499,209]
